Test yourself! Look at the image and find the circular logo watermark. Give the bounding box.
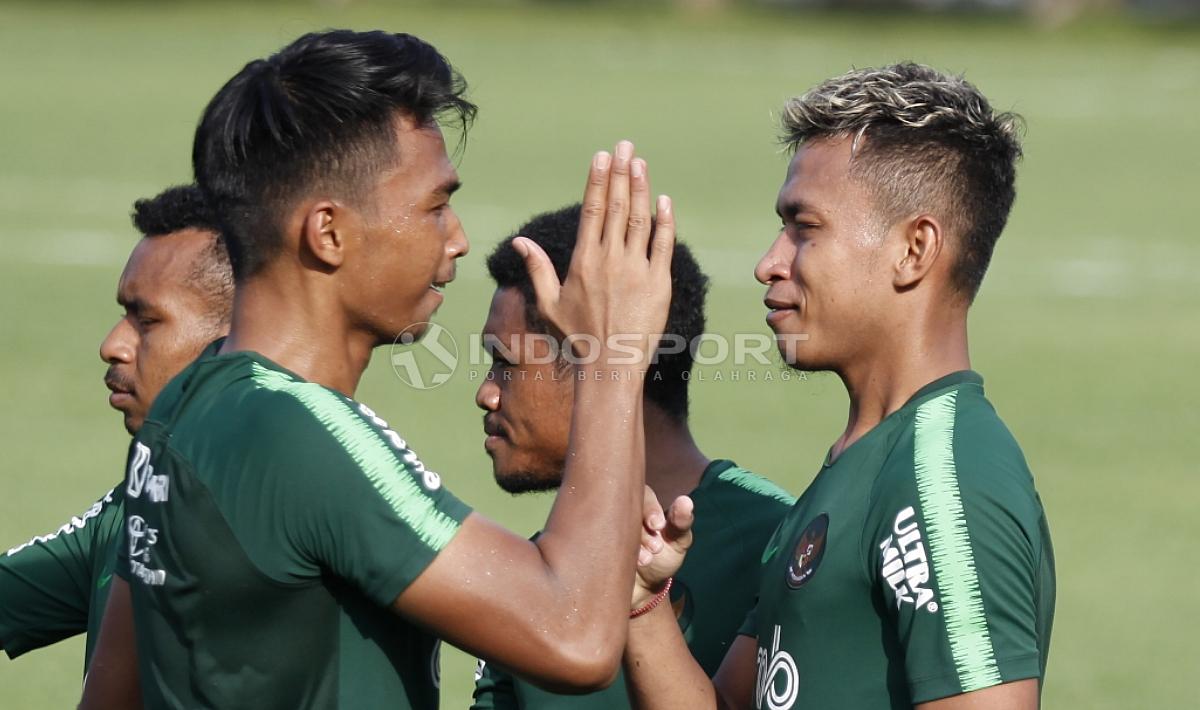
[390,322,460,390]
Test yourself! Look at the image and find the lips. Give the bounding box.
[105,371,134,396]
[482,417,507,439]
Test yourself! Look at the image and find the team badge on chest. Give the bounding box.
[786,513,829,589]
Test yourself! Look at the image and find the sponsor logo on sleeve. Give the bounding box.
[878,506,938,613]
[785,513,829,589]
[755,625,798,710]
[127,515,166,586]
[126,442,169,503]
[5,488,116,556]
[430,640,442,689]
[358,402,443,491]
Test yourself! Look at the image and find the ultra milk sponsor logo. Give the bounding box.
[878,506,938,613]
[755,625,798,710]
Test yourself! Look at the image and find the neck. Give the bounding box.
[221,269,376,397]
[831,306,970,461]
[642,404,710,506]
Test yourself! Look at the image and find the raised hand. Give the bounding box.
[514,140,674,368]
[633,489,695,609]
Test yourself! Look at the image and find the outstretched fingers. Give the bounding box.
[649,195,676,276]
[574,150,612,264]
[603,140,635,254]
[514,237,561,324]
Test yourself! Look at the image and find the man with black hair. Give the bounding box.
[624,63,1054,710]
[0,184,231,672]
[471,204,794,710]
[84,30,676,709]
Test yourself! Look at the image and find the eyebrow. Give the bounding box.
[776,198,816,221]
[438,179,462,197]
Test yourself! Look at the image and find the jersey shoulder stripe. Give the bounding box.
[249,362,460,552]
[913,390,1001,692]
[716,466,795,505]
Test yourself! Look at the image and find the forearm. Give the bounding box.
[395,371,648,688]
[538,368,646,636]
[624,602,719,710]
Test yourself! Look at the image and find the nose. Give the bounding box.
[475,372,499,412]
[100,318,136,365]
[754,231,793,285]
[448,211,469,259]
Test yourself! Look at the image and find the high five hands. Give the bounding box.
[634,489,696,609]
[514,140,675,367]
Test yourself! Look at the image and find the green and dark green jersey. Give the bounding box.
[0,485,124,671]
[472,460,795,710]
[116,342,472,709]
[744,371,1054,708]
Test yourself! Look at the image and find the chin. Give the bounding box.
[493,468,561,495]
[774,341,833,375]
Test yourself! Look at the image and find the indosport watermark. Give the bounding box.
[391,323,809,391]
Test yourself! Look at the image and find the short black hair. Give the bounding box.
[781,62,1022,301]
[131,184,221,238]
[193,29,477,282]
[487,204,710,421]
[131,184,233,326]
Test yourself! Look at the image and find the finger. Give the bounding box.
[641,530,663,555]
[602,140,635,253]
[642,485,665,532]
[513,237,561,322]
[626,158,652,257]
[649,195,676,276]
[575,150,611,263]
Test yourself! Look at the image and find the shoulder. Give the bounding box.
[869,385,1044,542]
[701,462,795,528]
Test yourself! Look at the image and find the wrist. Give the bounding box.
[630,577,673,617]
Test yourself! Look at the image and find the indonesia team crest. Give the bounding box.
[786,513,829,589]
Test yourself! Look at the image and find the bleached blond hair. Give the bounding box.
[782,62,1023,300]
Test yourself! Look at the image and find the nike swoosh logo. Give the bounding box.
[761,539,781,564]
[97,572,113,591]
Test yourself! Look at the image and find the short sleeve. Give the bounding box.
[0,488,119,658]
[256,389,473,608]
[471,658,520,710]
[865,403,1044,703]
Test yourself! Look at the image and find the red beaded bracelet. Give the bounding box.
[629,577,673,619]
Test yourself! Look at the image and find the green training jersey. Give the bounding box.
[0,485,123,671]
[116,342,472,709]
[744,371,1055,708]
[472,460,795,710]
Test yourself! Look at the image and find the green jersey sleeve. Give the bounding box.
[230,383,473,608]
[0,487,123,660]
[471,658,520,710]
[864,391,1048,704]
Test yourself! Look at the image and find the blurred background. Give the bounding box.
[1,0,1197,707]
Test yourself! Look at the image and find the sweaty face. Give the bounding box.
[100,229,228,434]
[475,288,574,494]
[350,118,469,345]
[755,137,896,371]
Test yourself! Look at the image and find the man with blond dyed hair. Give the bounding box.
[624,63,1055,710]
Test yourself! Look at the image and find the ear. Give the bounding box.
[300,200,346,271]
[893,214,945,290]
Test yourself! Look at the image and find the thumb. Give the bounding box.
[513,237,560,319]
[663,495,695,551]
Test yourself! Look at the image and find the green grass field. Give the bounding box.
[1,1,1197,707]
